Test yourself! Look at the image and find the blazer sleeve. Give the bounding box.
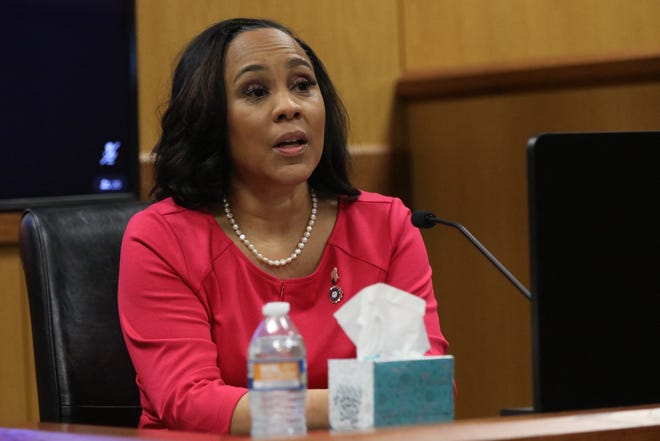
[384,198,449,355]
[118,210,246,434]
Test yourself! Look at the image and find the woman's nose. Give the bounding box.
[273,91,302,121]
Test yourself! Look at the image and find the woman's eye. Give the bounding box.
[244,84,268,99]
[292,77,317,92]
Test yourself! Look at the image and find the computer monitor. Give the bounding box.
[527,131,660,412]
[0,0,138,211]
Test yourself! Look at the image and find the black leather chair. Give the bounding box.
[19,201,148,427]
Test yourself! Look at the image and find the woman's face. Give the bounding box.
[223,28,326,191]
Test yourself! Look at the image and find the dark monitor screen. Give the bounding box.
[527,131,660,412]
[0,0,138,211]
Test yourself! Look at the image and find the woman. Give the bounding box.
[118,18,448,435]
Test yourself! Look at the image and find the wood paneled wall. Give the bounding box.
[405,83,660,418]
[399,0,660,420]
[0,246,37,425]
[401,0,660,70]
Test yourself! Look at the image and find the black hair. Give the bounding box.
[152,18,360,210]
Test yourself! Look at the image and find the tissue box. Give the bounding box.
[328,356,454,430]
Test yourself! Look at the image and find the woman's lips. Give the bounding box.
[273,142,308,156]
[273,131,308,156]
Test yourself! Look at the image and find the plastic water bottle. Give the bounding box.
[248,301,307,438]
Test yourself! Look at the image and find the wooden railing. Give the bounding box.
[397,51,660,100]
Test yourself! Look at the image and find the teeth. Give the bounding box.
[278,139,305,146]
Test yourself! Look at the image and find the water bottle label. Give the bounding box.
[249,359,306,391]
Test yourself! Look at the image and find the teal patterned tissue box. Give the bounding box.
[328,356,454,430]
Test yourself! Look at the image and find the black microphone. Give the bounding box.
[412,211,532,300]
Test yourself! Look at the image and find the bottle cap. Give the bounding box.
[262,301,290,316]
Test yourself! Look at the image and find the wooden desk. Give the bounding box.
[5,405,660,441]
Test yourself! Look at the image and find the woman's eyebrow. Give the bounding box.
[233,57,313,85]
[233,64,265,84]
[286,57,312,70]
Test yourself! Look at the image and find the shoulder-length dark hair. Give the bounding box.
[152,18,360,210]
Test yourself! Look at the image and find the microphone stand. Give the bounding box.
[417,213,532,301]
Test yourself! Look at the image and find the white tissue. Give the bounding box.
[333,282,431,360]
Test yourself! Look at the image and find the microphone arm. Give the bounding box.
[412,211,532,301]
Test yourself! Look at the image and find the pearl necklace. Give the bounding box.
[222,190,318,267]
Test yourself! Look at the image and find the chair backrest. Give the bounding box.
[19,201,148,426]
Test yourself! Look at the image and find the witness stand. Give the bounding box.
[4,405,660,441]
